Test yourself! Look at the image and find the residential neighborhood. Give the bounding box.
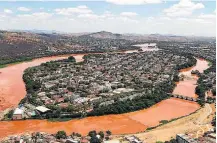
[6,51,194,120]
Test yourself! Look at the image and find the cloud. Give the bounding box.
[163,0,204,17]
[17,7,31,12]
[17,12,53,20]
[77,13,99,19]
[4,9,13,14]
[106,0,161,5]
[55,5,92,16]
[0,3,215,37]
[120,12,138,17]
[198,14,215,19]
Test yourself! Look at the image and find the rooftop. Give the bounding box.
[36,106,51,113]
[13,108,23,115]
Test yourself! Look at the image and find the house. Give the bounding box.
[66,139,80,143]
[35,106,51,114]
[125,136,142,143]
[12,108,24,120]
[74,97,89,104]
[176,134,197,143]
[56,97,64,103]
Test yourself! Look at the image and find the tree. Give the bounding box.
[212,88,216,96]
[88,130,97,138]
[56,130,66,139]
[106,130,111,136]
[90,136,101,143]
[98,131,104,139]
[68,56,76,62]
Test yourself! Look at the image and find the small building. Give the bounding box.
[66,139,80,143]
[12,108,23,120]
[125,136,142,143]
[176,134,197,143]
[35,106,51,114]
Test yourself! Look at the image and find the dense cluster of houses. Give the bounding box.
[10,51,192,120]
[1,131,113,143]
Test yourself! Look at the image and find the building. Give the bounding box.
[35,106,51,114]
[65,139,80,143]
[125,136,142,143]
[176,134,197,143]
[12,108,23,120]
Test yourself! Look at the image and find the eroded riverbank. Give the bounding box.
[0,50,209,139]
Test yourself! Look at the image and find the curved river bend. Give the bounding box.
[0,49,209,138]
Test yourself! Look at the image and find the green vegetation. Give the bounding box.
[68,56,76,62]
[0,65,6,68]
[23,68,41,94]
[164,139,178,143]
[56,130,67,139]
[212,89,216,96]
[208,61,212,66]
[160,120,169,124]
[88,90,170,116]
[88,130,112,143]
[47,118,74,122]
[176,55,196,70]
[4,110,14,119]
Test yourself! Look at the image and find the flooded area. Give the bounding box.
[0,98,200,139]
[0,48,209,139]
[173,58,210,98]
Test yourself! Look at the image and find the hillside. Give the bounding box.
[81,31,122,39]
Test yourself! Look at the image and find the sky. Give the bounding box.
[0,0,216,36]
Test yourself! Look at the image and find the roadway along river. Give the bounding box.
[0,49,209,139]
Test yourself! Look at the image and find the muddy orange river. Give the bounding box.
[0,53,209,138]
[173,58,210,98]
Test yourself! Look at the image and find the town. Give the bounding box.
[6,50,196,120]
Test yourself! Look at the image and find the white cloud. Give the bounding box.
[0,5,215,37]
[198,14,215,19]
[176,17,188,21]
[4,9,13,14]
[17,12,52,19]
[106,0,161,5]
[163,0,204,17]
[120,12,138,17]
[17,7,31,12]
[55,5,92,16]
[159,17,171,21]
[77,13,99,19]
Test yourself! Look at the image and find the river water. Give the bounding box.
[0,47,209,138]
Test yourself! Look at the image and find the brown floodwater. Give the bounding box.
[0,52,209,139]
[173,58,209,98]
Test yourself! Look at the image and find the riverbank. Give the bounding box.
[113,103,215,143]
[0,47,141,69]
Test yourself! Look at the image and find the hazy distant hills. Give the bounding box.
[1,29,215,43]
[80,31,122,39]
[77,31,215,42]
